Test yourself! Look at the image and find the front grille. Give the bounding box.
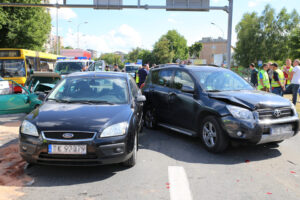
[43,131,95,140]
[39,152,98,160]
[258,107,293,120]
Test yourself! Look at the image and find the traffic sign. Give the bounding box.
[94,0,123,9]
[258,60,263,67]
[166,0,210,11]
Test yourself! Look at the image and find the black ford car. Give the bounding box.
[142,64,299,153]
[19,72,145,166]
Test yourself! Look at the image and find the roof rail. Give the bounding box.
[155,63,220,68]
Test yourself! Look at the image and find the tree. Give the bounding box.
[234,5,300,67]
[0,0,51,51]
[189,42,203,58]
[152,30,188,64]
[289,27,300,59]
[153,36,174,64]
[125,47,142,63]
[100,53,122,66]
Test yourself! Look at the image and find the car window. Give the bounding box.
[158,69,173,87]
[129,77,138,97]
[48,77,129,104]
[174,70,194,90]
[151,70,159,85]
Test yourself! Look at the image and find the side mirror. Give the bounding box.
[136,95,146,102]
[181,86,195,94]
[24,96,30,104]
[38,93,47,101]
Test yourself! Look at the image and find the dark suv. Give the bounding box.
[142,64,299,153]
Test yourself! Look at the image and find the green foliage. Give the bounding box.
[0,0,52,51]
[100,53,122,66]
[153,36,174,64]
[234,4,300,67]
[289,27,300,60]
[189,42,203,58]
[153,30,188,64]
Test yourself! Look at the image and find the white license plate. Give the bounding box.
[270,125,293,135]
[48,144,87,155]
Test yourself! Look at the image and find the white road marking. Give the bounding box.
[168,166,193,200]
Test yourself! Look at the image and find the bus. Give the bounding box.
[0,48,59,85]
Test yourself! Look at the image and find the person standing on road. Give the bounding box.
[257,63,270,92]
[282,59,293,86]
[105,66,110,71]
[267,62,273,88]
[271,63,285,96]
[284,59,300,105]
[113,64,120,72]
[249,63,258,87]
[137,64,148,88]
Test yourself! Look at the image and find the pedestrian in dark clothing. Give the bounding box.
[249,63,258,87]
[267,62,273,88]
[113,64,120,72]
[138,64,148,87]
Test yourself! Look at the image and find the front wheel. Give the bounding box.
[200,116,229,153]
[123,134,137,167]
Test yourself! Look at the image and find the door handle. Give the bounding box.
[168,92,176,102]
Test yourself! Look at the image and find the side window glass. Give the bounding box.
[129,78,138,97]
[151,70,159,85]
[158,69,173,87]
[174,71,194,90]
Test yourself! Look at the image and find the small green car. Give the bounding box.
[0,79,42,115]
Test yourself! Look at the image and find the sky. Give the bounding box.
[49,0,298,56]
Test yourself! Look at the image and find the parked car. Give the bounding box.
[0,80,42,114]
[25,72,61,94]
[142,64,299,153]
[19,72,145,166]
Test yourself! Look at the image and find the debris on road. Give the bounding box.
[0,143,33,187]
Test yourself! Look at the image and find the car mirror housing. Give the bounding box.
[181,86,195,94]
[136,95,146,102]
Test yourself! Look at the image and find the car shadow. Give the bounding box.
[25,164,128,187]
[138,127,282,165]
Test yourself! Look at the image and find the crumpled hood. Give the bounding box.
[208,90,291,110]
[28,102,132,132]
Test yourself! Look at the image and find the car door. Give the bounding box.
[0,80,31,114]
[129,77,143,125]
[151,69,174,123]
[168,70,197,131]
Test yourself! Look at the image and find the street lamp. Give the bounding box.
[77,21,88,49]
[211,22,225,39]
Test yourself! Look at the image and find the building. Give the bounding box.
[60,49,92,59]
[87,49,98,59]
[198,37,227,65]
[114,51,126,61]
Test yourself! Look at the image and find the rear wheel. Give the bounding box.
[144,109,157,129]
[123,134,137,167]
[200,116,229,153]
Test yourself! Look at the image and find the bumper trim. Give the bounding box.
[258,116,299,125]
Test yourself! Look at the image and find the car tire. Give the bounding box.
[144,109,156,129]
[200,116,229,153]
[123,133,137,167]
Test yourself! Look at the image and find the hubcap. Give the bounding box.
[202,122,217,148]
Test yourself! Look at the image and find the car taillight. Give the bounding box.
[13,86,22,94]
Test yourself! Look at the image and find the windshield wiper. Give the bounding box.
[71,100,115,105]
[47,98,74,103]
[206,90,222,92]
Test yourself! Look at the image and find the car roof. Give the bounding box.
[56,60,89,63]
[67,72,129,79]
[152,64,229,72]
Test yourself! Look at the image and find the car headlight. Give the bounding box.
[21,120,39,137]
[100,122,128,138]
[291,103,298,117]
[226,105,254,121]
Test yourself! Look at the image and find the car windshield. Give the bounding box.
[0,59,26,78]
[125,66,139,73]
[193,70,253,92]
[55,62,85,74]
[48,77,129,104]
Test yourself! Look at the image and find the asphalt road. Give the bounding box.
[13,127,299,200]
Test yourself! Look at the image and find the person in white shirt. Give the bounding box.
[284,59,300,105]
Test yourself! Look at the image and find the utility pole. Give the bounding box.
[56,0,59,55]
[226,0,233,69]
